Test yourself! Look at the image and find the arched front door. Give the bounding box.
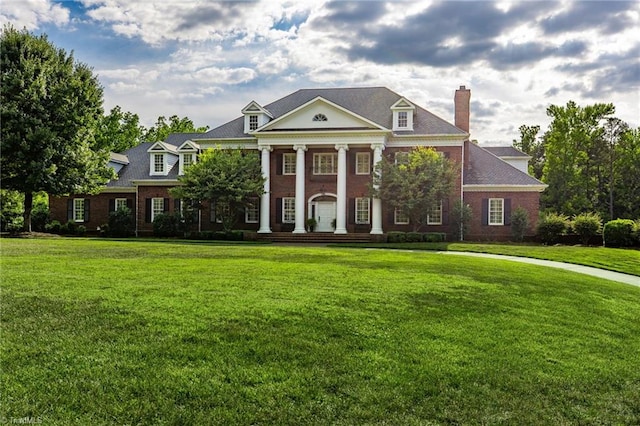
[309,193,337,232]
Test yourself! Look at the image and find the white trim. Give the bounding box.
[132,180,179,186]
[488,198,504,226]
[355,197,371,224]
[245,198,259,224]
[394,207,409,225]
[282,153,296,175]
[313,153,338,175]
[73,198,85,222]
[427,201,443,225]
[151,197,164,223]
[115,198,128,211]
[282,197,295,224]
[101,187,137,193]
[355,152,371,175]
[463,184,547,192]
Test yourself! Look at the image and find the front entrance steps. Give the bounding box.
[256,232,374,243]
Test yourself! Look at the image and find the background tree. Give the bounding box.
[94,105,145,152]
[143,115,209,142]
[613,127,640,219]
[170,148,265,231]
[1,26,113,231]
[512,124,544,180]
[371,147,458,231]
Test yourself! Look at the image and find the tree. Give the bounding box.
[371,147,458,231]
[512,124,544,180]
[95,105,145,152]
[613,127,640,219]
[541,101,615,216]
[1,26,113,231]
[170,148,265,231]
[143,115,209,142]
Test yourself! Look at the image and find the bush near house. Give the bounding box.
[107,207,134,237]
[537,212,570,244]
[603,219,636,247]
[572,212,603,245]
[510,206,530,242]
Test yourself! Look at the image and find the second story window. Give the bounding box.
[249,115,259,131]
[355,152,371,175]
[283,153,296,175]
[397,111,408,128]
[313,153,337,175]
[153,153,165,174]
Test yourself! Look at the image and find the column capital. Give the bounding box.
[258,145,273,152]
[293,144,307,152]
[335,143,349,151]
[370,143,385,151]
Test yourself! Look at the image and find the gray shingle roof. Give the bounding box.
[106,140,180,187]
[483,146,530,158]
[465,142,544,186]
[197,87,465,139]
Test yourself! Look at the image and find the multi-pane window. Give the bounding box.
[283,153,296,175]
[394,207,409,225]
[115,198,128,211]
[355,152,370,175]
[151,198,164,222]
[489,198,504,225]
[312,113,328,122]
[283,197,295,223]
[355,197,370,224]
[397,111,408,128]
[183,153,193,168]
[249,115,259,131]
[427,201,443,225]
[215,202,230,224]
[245,198,259,223]
[394,151,409,165]
[313,153,337,175]
[153,153,164,174]
[73,198,85,222]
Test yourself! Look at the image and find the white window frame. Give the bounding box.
[355,197,370,224]
[151,198,164,222]
[397,111,408,128]
[180,153,195,175]
[245,198,259,223]
[249,114,259,131]
[313,153,338,175]
[115,198,128,211]
[152,153,165,175]
[283,197,295,223]
[355,152,371,175]
[394,207,409,225]
[73,198,85,222]
[489,198,504,226]
[427,201,443,225]
[283,153,296,175]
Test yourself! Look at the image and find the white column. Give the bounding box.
[293,144,307,233]
[334,144,348,234]
[370,143,384,234]
[258,145,272,233]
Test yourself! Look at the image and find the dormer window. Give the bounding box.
[242,101,273,133]
[249,115,259,131]
[312,113,328,122]
[397,111,408,128]
[148,141,178,176]
[391,97,416,131]
[178,140,200,175]
[153,153,165,174]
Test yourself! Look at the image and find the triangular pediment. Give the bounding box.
[391,97,415,110]
[147,141,178,154]
[258,97,386,132]
[178,140,200,151]
[241,101,273,118]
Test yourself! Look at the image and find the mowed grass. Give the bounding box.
[333,242,640,276]
[2,239,639,425]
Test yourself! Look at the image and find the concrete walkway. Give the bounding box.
[438,251,640,287]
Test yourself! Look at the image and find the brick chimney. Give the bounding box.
[454,85,470,133]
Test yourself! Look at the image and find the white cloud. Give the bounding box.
[0,0,69,30]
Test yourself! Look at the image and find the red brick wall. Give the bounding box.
[50,193,135,233]
[463,191,541,241]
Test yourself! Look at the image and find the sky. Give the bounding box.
[2,0,639,145]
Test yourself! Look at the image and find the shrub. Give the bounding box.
[62,221,77,235]
[108,207,135,237]
[153,213,179,237]
[31,202,50,232]
[537,212,570,244]
[510,206,530,242]
[603,219,635,247]
[634,220,640,246]
[45,220,62,234]
[387,232,406,243]
[406,232,422,242]
[451,200,472,241]
[422,232,446,242]
[76,225,87,236]
[572,212,602,245]
[6,216,24,234]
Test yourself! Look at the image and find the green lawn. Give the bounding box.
[2,239,639,425]
[332,242,640,276]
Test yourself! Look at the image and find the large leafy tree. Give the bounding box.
[170,148,265,231]
[371,147,458,231]
[512,124,544,180]
[613,127,640,219]
[143,115,209,142]
[1,26,113,231]
[94,105,145,152]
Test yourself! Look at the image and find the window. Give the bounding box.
[313,153,337,175]
[283,153,296,175]
[394,151,409,165]
[489,198,504,225]
[249,114,259,131]
[73,198,85,222]
[283,197,295,223]
[397,111,408,128]
[215,202,230,224]
[427,201,442,225]
[312,113,328,122]
[151,198,164,222]
[394,207,409,225]
[183,153,193,168]
[355,152,370,175]
[153,153,165,174]
[115,198,128,211]
[355,198,370,224]
[245,198,259,223]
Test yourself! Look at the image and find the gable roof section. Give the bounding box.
[484,146,530,158]
[197,87,465,140]
[464,142,545,187]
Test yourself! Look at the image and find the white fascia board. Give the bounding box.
[463,184,548,193]
[387,136,465,147]
[101,187,137,193]
[241,101,274,118]
[177,140,200,151]
[260,96,388,132]
[132,179,179,186]
[198,140,259,150]
[256,133,387,147]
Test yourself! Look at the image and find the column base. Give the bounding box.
[292,228,306,234]
[257,228,272,234]
[370,229,383,235]
[334,228,347,234]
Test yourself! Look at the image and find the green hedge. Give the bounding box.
[603,219,636,247]
[386,232,446,243]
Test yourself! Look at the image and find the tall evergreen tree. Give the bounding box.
[1,26,113,231]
